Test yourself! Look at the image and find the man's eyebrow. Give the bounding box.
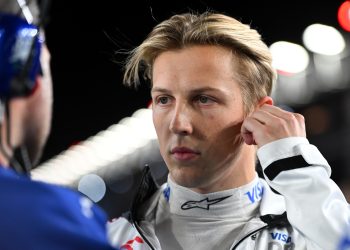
[151,87,169,93]
[189,87,224,95]
[151,86,224,94]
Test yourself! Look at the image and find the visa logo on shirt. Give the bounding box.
[338,225,350,250]
[270,231,292,243]
[245,182,264,203]
[163,185,170,202]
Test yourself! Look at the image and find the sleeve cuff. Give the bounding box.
[257,137,331,178]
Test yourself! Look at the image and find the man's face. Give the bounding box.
[151,45,249,192]
[24,44,53,165]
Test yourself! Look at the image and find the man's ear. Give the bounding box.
[257,96,274,108]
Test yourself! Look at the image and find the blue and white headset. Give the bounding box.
[0,6,42,99]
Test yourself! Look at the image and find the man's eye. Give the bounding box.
[158,96,169,104]
[197,95,214,104]
[199,96,209,103]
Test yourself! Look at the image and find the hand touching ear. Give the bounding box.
[241,104,306,148]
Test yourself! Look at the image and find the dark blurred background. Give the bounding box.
[40,1,350,194]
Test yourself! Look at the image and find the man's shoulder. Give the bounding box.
[0,167,107,223]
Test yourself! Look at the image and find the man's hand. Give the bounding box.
[241,104,306,148]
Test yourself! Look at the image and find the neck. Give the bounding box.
[0,153,10,167]
[0,123,12,168]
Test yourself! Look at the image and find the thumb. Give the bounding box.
[241,123,256,145]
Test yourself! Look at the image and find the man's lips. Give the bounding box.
[170,147,200,161]
[171,147,199,154]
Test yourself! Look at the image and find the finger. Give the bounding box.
[261,105,305,129]
[258,104,306,137]
[260,104,299,121]
[249,104,295,129]
[241,117,264,145]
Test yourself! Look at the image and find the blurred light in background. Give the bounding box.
[78,174,106,202]
[31,108,157,187]
[269,21,350,107]
[302,24,346,56]
[270,41,310,75]
[312,53,346,91]
[32,108,165,215]
[269,41,312,106]
[338,1,350,32]
[271,72,312,106]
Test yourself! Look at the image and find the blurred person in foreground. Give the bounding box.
[107,11,350,250]
[0,0,116,249]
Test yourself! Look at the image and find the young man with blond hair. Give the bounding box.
[108,12,349,250]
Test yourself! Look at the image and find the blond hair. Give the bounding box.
[123,12,276,113]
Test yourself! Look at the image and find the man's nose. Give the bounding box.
[169,105,193,135]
